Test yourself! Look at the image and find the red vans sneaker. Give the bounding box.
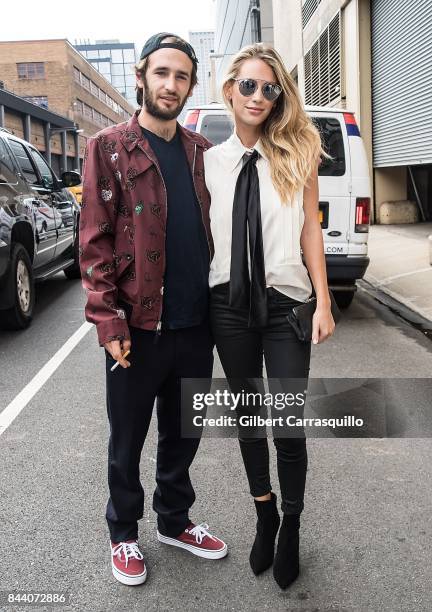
[110,539,147,586]
[157,522,228,559]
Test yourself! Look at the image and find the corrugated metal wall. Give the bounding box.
[371,0,432,167]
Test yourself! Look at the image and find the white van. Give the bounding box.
[183,103,371,308]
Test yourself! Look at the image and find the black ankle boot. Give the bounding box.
[249,492,281,575]
[273,513,300,589]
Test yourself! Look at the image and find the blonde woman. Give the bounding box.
[204,44,335,589]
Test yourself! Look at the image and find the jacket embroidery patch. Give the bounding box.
[146,250,161,264]
[150,203,161,218]
[98,222,113,234]
[98,135,116,154]
[126,267,136,281]
[140,296,154,310]
[98,176,110,190]
[126,167,138,191]
[98,262,115,274]
[135,201,144,215]
[125,130,138,142]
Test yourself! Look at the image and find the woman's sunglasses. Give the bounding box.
[233,78,282,102]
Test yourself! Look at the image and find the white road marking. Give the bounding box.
[0,321,93,437]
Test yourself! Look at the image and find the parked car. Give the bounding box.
[183,103,371,308]
[0,127,82,330]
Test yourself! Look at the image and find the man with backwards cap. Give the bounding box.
[80,33,227,586]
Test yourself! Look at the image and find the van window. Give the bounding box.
[200,115,233,145]
[0,139,18,184]
[8,139,39,184]
[312,117,346,176]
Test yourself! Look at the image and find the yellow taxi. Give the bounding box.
[68,184,82,204]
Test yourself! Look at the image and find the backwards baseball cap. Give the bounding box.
[139,32,198,67]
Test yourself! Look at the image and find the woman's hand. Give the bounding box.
[312,303,335,344]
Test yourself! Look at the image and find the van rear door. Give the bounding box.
[309,112,351,256]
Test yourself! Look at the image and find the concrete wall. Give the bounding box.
[272,0,304,90]
[260,0,274,45]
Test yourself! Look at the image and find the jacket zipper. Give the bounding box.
[137,143,167,342]
[191,144,211,259]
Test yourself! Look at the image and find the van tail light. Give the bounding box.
[355,198,370,232]
[344,112,360,137]
[184,110,200,132]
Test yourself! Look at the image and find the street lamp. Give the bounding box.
[49,126,84,136]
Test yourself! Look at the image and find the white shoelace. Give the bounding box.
[187,523,216,545]
[111,541,143,567]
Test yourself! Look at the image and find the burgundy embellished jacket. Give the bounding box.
[79,110,214,346]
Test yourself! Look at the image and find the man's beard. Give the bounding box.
[143,82,189,121]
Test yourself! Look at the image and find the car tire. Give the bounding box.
[0,243,35,330]
[334,290,355,309]
[64,225,81,280]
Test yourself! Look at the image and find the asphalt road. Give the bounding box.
[1,276,432,612]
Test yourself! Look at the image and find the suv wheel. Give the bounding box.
[1,243,35,330]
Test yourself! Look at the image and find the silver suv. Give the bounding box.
[0,128,81,330]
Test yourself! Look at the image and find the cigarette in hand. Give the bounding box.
[110,350,131,372]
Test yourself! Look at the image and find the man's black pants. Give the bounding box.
[105,317,214,542]
[210,284,311,516]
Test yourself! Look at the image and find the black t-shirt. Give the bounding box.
[141,125,210,329]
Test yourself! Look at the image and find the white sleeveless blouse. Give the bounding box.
[203,131,313,302]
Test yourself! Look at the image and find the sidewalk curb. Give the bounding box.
[358,278,432,336]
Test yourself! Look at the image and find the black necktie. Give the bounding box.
[229,150,268,327]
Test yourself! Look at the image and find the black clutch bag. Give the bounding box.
[286,291,341,342]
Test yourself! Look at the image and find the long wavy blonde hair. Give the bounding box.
[222,44,330,204]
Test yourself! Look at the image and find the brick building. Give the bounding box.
[0,39,135,174]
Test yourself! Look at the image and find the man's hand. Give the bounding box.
[104,338,132,368]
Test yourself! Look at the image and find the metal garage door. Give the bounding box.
[371,0,432,167]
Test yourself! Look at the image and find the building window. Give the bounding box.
[302,0,322,29]
[83,103,93,119]
[22,96,48,109]
[111,75,125,88]
[81,74,90,90]
[75,99,83,114]
[74,66,81,84]
[123,48,136,63]
[90,81,98,96]
[17,62,45,79]
[111,49,124,63]
[304,12,340,106]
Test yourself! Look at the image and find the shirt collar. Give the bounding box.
[225,130,267,171]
